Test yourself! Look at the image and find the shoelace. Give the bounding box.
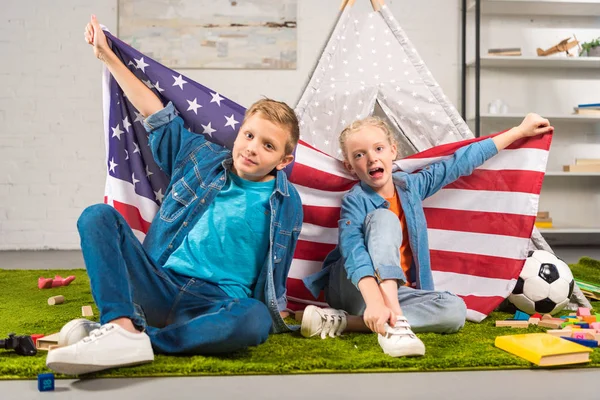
[383,317,416,339]
[319,309,347,339]
[82,324,115,343]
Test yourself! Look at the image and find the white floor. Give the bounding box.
[1,249,599,398]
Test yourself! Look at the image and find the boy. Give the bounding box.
[46,15,303,375]
[302,114,553,357]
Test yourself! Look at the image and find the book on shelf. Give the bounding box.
[495,333,592,366]
[535,221,553,229]
[575,158,600,165]
[537,211,549,219]
[563,164,600,173]
[577,103,600,108]
[536,217,552,223]
[488,47,522,56]
[574,107,600,115]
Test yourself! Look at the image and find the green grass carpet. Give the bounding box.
[1,258,599,379]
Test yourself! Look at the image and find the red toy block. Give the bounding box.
[38,275,76,289]
[30,334,45,346]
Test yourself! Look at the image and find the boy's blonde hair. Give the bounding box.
[244,98,300,155]
[339,116,397,160]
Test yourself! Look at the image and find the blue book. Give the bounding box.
[577,103,600,108]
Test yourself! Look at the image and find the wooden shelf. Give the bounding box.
[539,227,600,245]
[466,56,600,69]
[545,171,600,176]
[466,0,600,17]
[469,113,600,123]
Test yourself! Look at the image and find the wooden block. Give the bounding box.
[81,305,94,317]
[575,158,600,165]
[47,295,64,306]
[537,211,549,219]
[569,312,577,316]
[541,313,553,320]
[582,316,597,324]
[577,308,591,317]
[563,164,600,173]
[528,318,540,325]
[538,320,563,329]
[590,322,600,330]
[36,333,59,350]
[294,311,304,322]
[546,329,570,338]
[495,320,529,328]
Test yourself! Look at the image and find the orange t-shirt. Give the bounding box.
[385,190,414,287]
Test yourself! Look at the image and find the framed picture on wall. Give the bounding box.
[118,0,297,69]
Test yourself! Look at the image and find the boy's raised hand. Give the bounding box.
[84,15,111,62]
[516,113,553,138]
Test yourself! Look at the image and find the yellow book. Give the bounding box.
[535,221,553,229]
[495,333,592,366]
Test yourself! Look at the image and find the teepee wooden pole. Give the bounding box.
[340,0,356,10]
[370,0,385,11]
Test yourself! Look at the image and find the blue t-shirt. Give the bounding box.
[163,173,274,298]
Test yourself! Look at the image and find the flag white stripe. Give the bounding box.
[289,259,324,279]
[432,270,517,298]
[466,309,487,322]
[428,229,530,259]
[295,144,353,179]
[105,175,159,222]
[299,224,338,244]
[295,184,347,207]
[423,189,539,216]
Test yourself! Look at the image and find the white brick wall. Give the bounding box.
[0,0,460,249]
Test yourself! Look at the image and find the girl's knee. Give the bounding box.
[437,293,467,333]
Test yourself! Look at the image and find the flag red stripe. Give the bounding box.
[291,163,356,192]
[303,205,341,228]
[444,169,545,193]
[294,240,336,261]
[286,277,326,302]
[459,295,507,316]
[505,133,552,150]
[424,209,536,238]
[112,200,152,234]
[430,250,524,280]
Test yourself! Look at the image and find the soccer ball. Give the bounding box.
[508,250,574,315]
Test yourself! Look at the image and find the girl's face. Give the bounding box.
[343,125,397,198]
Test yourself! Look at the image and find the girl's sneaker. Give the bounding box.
[378,316,426,357]
[300,305,347,339]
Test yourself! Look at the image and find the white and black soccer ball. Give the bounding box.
[508,250,574,315]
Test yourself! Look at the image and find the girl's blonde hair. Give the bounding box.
[338,116,397,160]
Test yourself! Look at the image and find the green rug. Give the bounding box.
[1,258,599,379]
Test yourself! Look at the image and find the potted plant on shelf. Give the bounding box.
[580,37,600,57]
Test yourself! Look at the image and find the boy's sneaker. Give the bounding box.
[378,316,426,357]
[58,319,101,346]
[300,305,347,339]
[46,323,154,375]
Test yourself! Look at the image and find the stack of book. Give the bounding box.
[535,211,552,229]
[563,158,600,173]
[573,103,600,115]
[488,47,522,56]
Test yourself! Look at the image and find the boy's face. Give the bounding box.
[231,112,294,182]
[343,126,397,198]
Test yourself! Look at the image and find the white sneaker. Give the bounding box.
[46,323,154,375]
[58,319,101,346]
[378,316,426,357]
[300,305,347,339]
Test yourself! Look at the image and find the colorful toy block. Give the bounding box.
[37,373,54,392]
[513,311,530,321]
[590,322,600,330]
[30,334,45,346]
[562,337,598,348]
[495,320,529,328]
[577,308,591,317]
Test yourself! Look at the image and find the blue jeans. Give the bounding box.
[325,209,467,333]
[77,204,272,355]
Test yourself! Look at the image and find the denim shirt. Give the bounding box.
[141,102,303,333]
[304,138,498,297]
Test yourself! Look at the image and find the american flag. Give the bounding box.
[101,31,551,323]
